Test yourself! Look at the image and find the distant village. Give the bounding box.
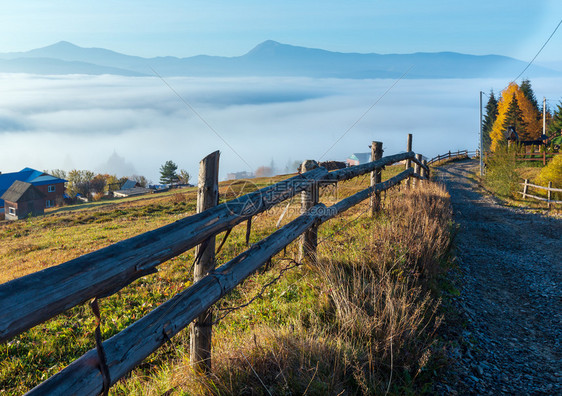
[0,152,380,222]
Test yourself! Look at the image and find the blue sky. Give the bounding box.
[1,1,561,65]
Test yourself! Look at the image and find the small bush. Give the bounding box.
[485,146,519,198]
[536,154,562,188]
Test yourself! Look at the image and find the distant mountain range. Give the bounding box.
[0,40,558,79]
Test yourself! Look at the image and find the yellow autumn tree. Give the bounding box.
[489,82,542,151]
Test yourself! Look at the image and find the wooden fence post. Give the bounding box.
[190,150,220,373]
[422,159,429,181]
[406,133,413,188]
[370,141,383,216]
[546,182,552,210]
[543,152,546,166]
[522,179,529,200]
[414,153,422,187]
[300,160,319,263]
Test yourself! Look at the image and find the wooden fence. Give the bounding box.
[0,139,430,396]
[427,149,479,165]
[513,152,562,166]
[520,179,562,209]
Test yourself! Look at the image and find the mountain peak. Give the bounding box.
[45,41,81,50]
[245,40,287,56]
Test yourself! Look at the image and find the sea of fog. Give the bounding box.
[1,74,561,182]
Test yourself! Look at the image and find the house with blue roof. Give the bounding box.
[346,153,371,166]
[0,168,66,214]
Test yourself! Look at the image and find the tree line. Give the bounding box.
[482,79,562,151]
[47,160,190,200]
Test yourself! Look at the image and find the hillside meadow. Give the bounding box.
[0,165,455,395]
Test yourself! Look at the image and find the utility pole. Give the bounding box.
[480,91,483,177]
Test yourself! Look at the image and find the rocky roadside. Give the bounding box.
[434,159,562,395]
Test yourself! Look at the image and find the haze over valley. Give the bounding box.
[2,41,562,181]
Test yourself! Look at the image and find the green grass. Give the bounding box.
[0,167,453,395]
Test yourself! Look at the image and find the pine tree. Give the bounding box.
[502,93,527,137]
[159,160,179,185]
[520,79,539,113]
[482,90,498,152]
[548,101,562,137]
[490,82,542,150]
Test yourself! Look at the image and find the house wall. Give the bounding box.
[5,199,45,220]
[4,201,19,221]
[34,182,65,207]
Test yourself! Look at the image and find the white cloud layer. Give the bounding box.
[1,74,562,182]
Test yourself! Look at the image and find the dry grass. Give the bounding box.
[1,171,453,395]
[136,182,453,395]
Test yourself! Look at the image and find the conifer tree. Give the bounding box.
[482,90,498,152]
[548,101,562,137]
[159,160,179,185]
[502,93,527,136]
[489,82,542,150]
[520,79,539,113]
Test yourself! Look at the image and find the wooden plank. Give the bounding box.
[548,181,552,210]
[406,134,413,188]
[519,182,562,193]
[26,206,320,396]
[299,160,319,263]
[413,154,422,187]
[1,149,418,343]
[370,141,383,216]
[411,155,429,173]
[518,192,562,203]
[25,168,416,396]
[0,166,328,343]
[326,151,413,182]
[190,151,220,373]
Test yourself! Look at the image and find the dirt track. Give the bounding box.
[435,159,562,395]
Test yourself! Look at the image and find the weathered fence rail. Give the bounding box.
[0,152,421,343]
[0,138,430,395]
[427,149,479,165]
[514,151,562,166]
[520,179,562,209]
[29,169,418,396]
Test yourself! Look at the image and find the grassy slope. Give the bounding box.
[0,165,453,395]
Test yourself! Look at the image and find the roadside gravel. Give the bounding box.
[434,159,562,395]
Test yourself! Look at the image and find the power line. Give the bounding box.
[511,18,562,83]
[149,66,253,171]
[318,65,414,161]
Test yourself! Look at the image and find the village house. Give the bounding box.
[112,179,153,198]
[1,181,46,220]
[0,168,67,215]
[346,153,371,166]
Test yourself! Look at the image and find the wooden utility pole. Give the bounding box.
[405,133,413,188]
[480,91,484,176]
[300,160,319,263]
[370,141,383,216]
[190,150,220,373]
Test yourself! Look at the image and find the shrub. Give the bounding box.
[484,145,519,198]
[536,154,562,188]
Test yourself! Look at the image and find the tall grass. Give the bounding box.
[0,174,453,395]
[144,183,453,395]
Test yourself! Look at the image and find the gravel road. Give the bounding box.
[435,159,562,395]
